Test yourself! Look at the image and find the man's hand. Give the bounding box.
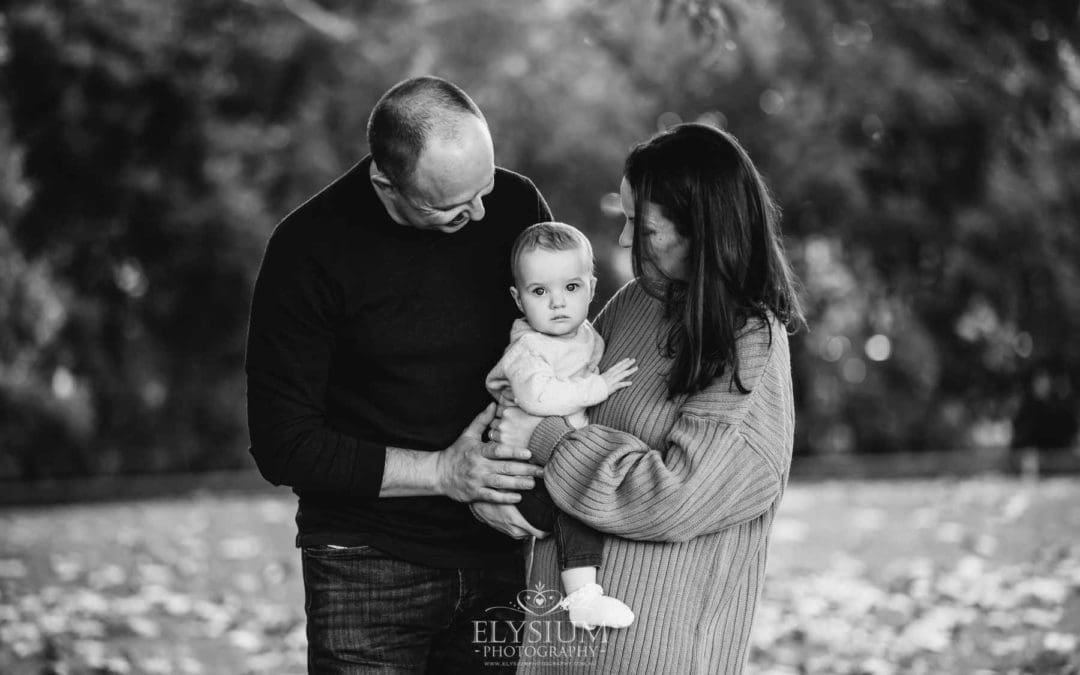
[435,404,543,503]
[470,502,549,540]
[489,405,545,452]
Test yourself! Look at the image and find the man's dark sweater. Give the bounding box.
[245,156,552,568]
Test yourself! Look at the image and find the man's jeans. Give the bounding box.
[301,544,524,674]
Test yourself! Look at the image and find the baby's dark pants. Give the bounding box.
[517,479,604,570]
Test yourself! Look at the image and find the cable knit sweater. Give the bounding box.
[519,279,795,675]
[485,318,608,428]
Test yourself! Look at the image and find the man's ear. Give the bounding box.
[369,162,395,193]
[509,286,523,313]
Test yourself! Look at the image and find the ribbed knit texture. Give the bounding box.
[519,280,794,674]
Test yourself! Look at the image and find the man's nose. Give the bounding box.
[468,195,486,222]
[618,221,634,248]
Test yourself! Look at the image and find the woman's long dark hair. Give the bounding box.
[624,123,804,396]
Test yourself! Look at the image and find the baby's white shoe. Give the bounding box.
[558,583,634,630]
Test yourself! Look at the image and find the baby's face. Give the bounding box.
[512,248,595,338]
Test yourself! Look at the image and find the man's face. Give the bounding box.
[511,248,595,338]
[392,115,496,234]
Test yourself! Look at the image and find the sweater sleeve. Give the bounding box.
[527,324,789,543]
[532,416,781,542]
[245,231,386,496]
[503,340,611,417]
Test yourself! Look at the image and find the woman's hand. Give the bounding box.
[489,405,545,452]
[470,502,549,540]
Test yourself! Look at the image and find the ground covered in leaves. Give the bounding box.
[1,477,1078,674]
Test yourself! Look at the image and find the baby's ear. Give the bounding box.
[589,276,598,301]
[509,286,523,312]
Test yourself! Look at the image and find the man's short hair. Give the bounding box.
[367,76,485,189]
[511,222,595,284]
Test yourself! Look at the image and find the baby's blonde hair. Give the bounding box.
[511,222,594,284]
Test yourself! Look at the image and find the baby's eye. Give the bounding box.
[531,287,546,296]
[566,283,580,292]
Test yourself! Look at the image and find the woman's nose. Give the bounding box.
[618,221,634,248]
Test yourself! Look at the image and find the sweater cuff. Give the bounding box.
[528,417,575,467]
[351,440,387,497]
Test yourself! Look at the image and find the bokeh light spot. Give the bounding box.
[52,367,76,400]
[865,334,892,362]
[114,261,148,299]
[853,21,873,44]
[1014,332,1033,358]
[823,336,850,362]
[842,358,867,384]
[832,23,854,47]
[862,114,884,140]
[657,111,683,131]
[696,111,727,129]
[599,192,622,217]
[760,89,784,115]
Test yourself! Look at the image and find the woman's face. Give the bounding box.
[619,177,691,282]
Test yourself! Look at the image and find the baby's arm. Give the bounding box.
[504,342,612,417]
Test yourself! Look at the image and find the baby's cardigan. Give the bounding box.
[485,318,609,427]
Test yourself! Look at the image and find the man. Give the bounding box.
[246,76,549,672]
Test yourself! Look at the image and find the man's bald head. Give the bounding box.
[367,76,487,190]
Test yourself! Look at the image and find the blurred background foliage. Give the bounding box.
[0,0,1078,480]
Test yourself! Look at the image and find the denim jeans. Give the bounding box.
[301,544,524,673]
[517,478,604,570]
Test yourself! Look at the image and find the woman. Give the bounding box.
[491,123,803,673]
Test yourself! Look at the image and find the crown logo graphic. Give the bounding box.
[485,581,566,617]
[516,581,564,616]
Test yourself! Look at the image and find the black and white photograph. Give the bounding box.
[1,1,1079,673]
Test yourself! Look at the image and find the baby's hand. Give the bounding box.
[600,358,637,394]
[496,389,517,407]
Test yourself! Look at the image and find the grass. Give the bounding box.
[1,477,1078,674]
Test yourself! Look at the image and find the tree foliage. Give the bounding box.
[0,0,1077,478]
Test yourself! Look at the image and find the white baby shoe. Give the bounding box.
[558,583,634,630]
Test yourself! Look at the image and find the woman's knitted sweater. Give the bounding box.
[519,279,795,674]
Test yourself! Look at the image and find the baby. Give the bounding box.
[485,221,637,630]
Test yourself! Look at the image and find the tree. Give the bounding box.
[1,0,1078,479]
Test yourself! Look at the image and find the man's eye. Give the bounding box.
[451,212,468,226]
[566,283,579,292]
